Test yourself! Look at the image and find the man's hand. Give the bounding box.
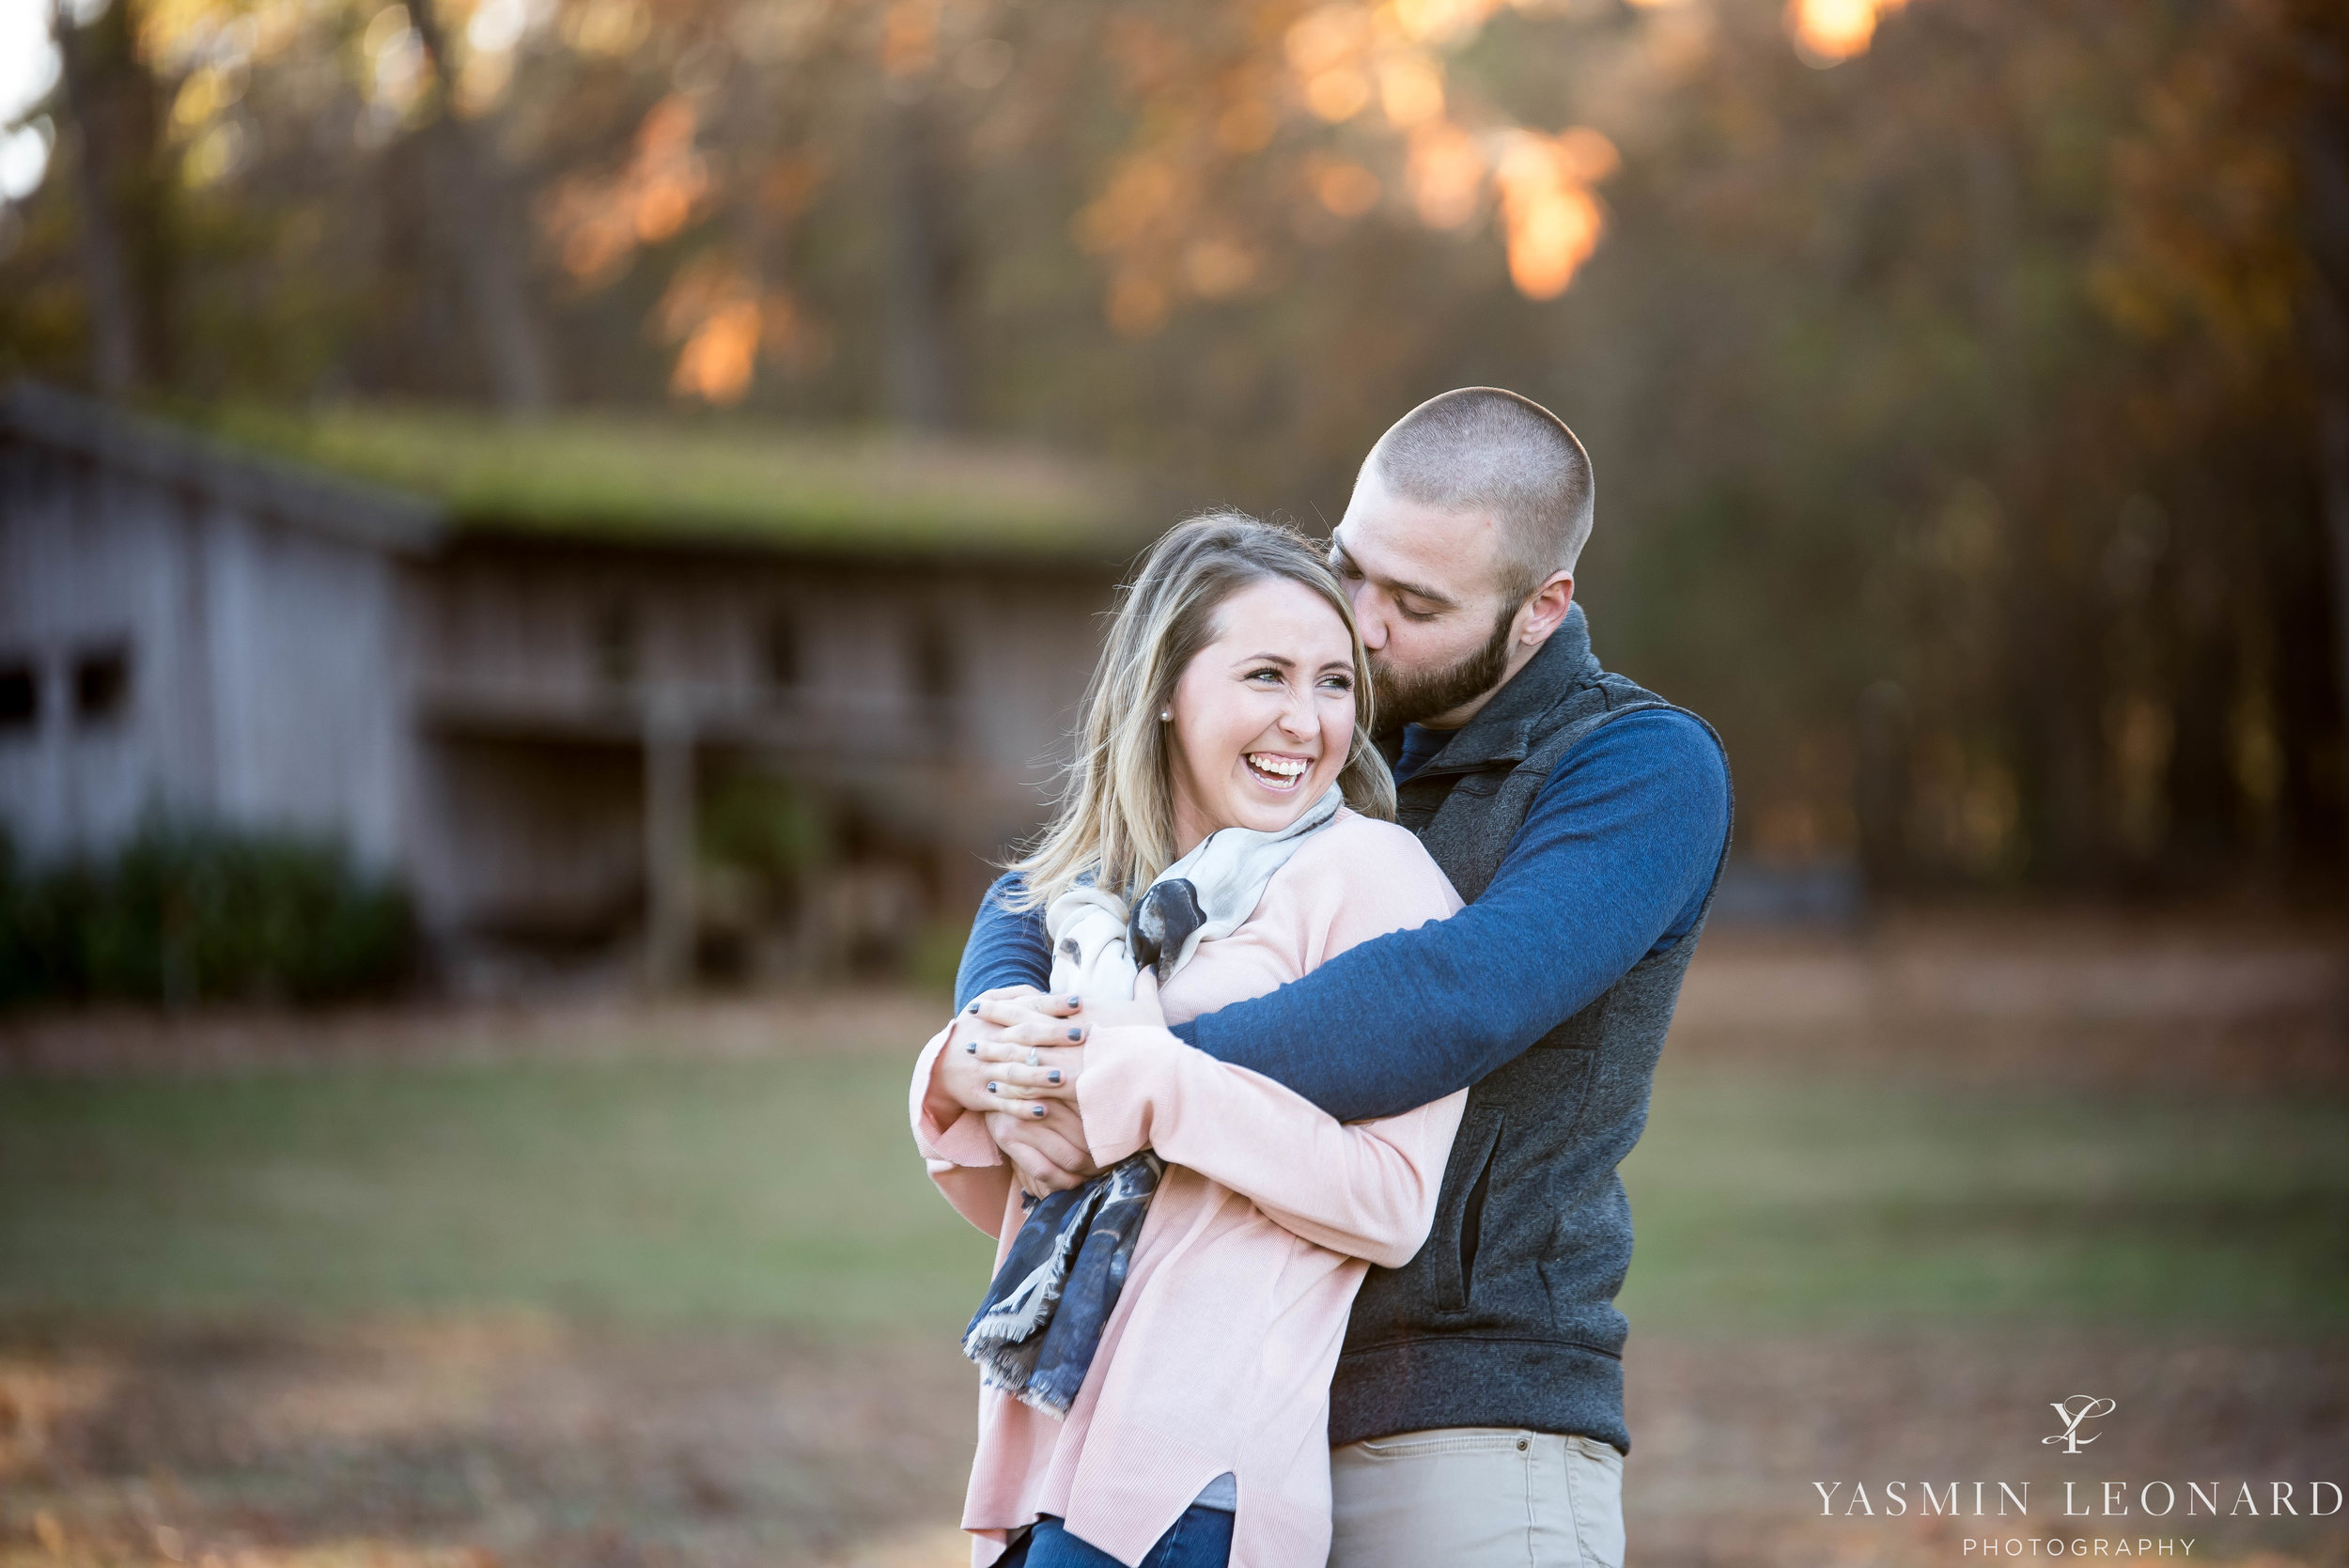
[988,1106,1097,1197]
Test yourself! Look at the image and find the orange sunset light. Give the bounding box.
[1495,129,1615,299]
[1786,0,1911,63]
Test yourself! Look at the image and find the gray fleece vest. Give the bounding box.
[1330,608,1726,1453]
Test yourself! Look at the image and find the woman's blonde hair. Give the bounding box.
[1009,511,1396,911]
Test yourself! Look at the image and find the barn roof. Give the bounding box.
[3,381,1153,567]
[0,380,444,555]
[208,403,1149,566]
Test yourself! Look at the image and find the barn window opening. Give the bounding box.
[72,645,131,724]
[0,658,37,733]
[911,613,955,702]
[595,604,639,689]
[764,615,801,690]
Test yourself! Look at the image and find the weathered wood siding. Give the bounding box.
[400,540,1109,942]
[0,440,412,871]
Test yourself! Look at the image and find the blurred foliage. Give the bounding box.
[697,768,828,884]
[901,910,974,995]
[0,819,416,1005]
[2,0,2343,895]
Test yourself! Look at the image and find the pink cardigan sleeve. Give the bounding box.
[1079,1035,1463,1267]
[1074,817,1468,1268]
[908,1022,1017,1239]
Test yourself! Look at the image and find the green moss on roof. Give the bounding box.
[208,404,1146,562]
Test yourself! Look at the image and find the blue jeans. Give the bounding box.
[999,1506,1234,1568]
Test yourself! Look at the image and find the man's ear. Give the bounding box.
[1517,572,1576,646]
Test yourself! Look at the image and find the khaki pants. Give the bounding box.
[1329,1427,1626,1568]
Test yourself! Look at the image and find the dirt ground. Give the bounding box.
[0,1318,980,1568]
[1667,910,2347,1089]
[5,908,2341,1087]
[3,1321,2341,1568]
[3,912,2343,1568]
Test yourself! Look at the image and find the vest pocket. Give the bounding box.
[1433,1111,1505,1312]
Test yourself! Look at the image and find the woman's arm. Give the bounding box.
[907,1025,1016,1237]
[1079,1027,1466,1267]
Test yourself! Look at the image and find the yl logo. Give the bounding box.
[2045,1396,2117,1454]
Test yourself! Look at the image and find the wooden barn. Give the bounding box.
[0,380,1144,987]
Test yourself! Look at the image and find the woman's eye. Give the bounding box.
[1320,675,1353,692]
[1248,668,1283,684]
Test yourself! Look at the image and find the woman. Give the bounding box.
[910,514,1465,1568]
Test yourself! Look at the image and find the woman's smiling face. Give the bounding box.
[1165,575,1360,854]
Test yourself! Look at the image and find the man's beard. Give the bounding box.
[1370,604,1517,731]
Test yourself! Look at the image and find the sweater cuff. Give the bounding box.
[909,1023,1003,1168]
[1074,1023,1187,1167]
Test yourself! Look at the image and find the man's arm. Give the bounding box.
[1178,708,1730,1123]
[954,874,1051,1011]
[946,874,1093,1191]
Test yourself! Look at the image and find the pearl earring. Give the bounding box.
[1159,709,1171,722]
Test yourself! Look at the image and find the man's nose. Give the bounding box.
[1349,584,1388,650]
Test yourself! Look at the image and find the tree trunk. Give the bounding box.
[51,0,167,395]
[881,99,964,429]
[2302,32,2349,901]
[408,0,554,411]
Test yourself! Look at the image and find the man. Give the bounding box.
[955,388,1732,1568]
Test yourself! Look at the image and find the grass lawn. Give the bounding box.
[2,1045,2343,1333]
[0,1051,996,1329]
[1621,1072,2349,1328]
[2,989,2343,1568]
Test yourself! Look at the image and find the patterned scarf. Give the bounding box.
[960,784,1345,1415]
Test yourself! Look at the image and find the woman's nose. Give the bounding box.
[1278,687,1315,737]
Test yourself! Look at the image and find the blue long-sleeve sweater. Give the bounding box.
[953,707,1731,1124]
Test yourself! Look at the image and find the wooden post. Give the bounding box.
[644,691,695,991]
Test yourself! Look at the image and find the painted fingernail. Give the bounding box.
[964,1040,977,1053]
[1031,1104,1047,1117]
[1066,1028,1083,1041]
[1048,1070,1063,1084]
[987,1081,1000,1094]
[967,1002,979,1015]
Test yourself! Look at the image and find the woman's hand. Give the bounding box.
[953,986,1089,1118]
[972,970,1168,1114]
[928,1020,1019,1115]
[965,986,1088,1049]
[921,985,1068,1128]
[971,1033,1083,1114]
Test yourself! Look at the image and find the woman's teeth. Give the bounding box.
[1245,753,1310,788]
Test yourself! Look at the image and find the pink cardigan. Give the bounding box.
[909,809,1466,1568]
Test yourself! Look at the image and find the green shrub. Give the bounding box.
[0,819,415,1007]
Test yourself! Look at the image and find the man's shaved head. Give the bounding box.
[1363,387,1595,602]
